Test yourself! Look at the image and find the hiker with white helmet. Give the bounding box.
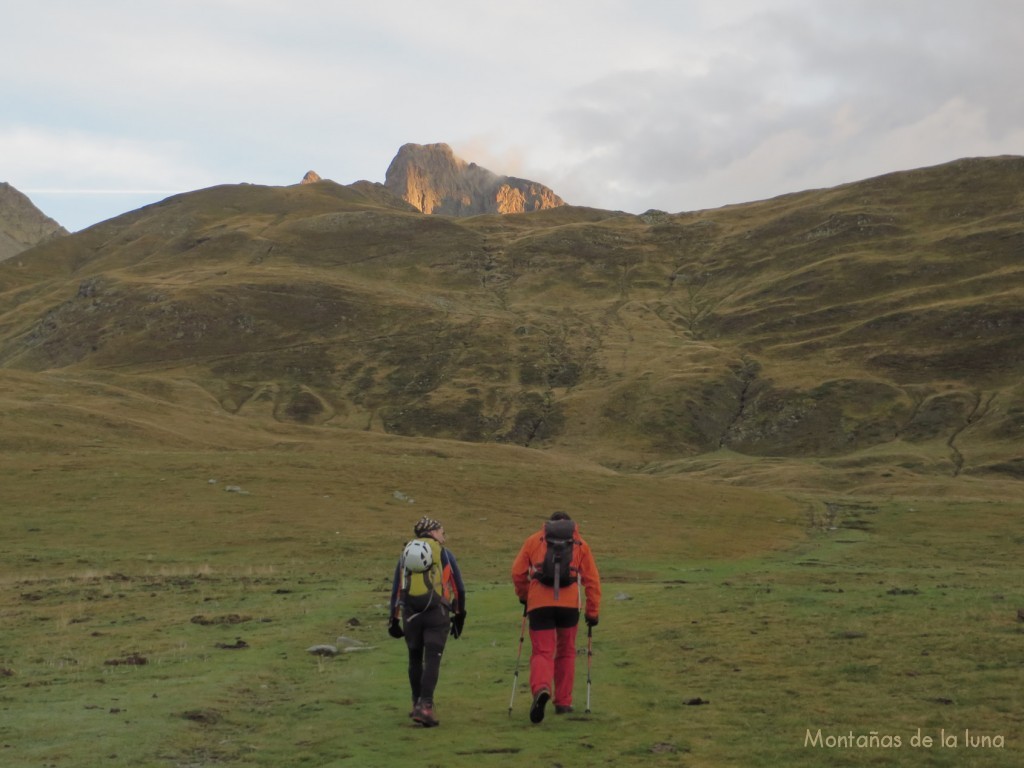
[388,516,466,727]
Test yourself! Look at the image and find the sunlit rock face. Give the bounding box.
[384,142,565,215]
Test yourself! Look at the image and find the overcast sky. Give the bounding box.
[6,0,1023,231]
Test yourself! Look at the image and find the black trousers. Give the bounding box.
[403,601,450,703]
[527,605,580,631]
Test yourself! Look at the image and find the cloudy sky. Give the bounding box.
[6,0,1023,231]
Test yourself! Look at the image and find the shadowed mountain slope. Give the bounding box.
[1,158,1022,493]
[0,182,67,262]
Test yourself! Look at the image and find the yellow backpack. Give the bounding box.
[401,537,444,609]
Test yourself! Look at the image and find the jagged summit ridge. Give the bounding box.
[383,142,564,216]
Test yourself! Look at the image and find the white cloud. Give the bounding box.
[1,126,213,192]
[539,1,1024,213]
[4,1,1023,227]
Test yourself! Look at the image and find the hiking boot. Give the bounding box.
[529,688,551,724]
[555,704,574,715]
[412,698,439,727]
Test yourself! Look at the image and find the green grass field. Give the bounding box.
[1,438,1020,767]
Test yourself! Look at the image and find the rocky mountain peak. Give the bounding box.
[383,142,564,216]
[0,182,67,262]
[300,170,322,184]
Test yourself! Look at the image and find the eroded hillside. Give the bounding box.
[1,157,1021,491]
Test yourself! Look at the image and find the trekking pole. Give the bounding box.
[508,609,527,717]
[585,624,593,714]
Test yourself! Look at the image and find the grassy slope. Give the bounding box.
[1,159,1022,483]
[1,428,1020,767]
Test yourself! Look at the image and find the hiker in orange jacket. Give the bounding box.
[511,511,601,723]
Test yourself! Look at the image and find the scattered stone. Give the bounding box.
[215,639,248,650]
[224,485,247,494]
[393,490,415,504]
[181,709,222,724]
[190,614,252,626]
[685,697,710,706]
[104,653,147,666]
[336,636,376,652]
[650,742,677,753]
[307,645,338,657]
[346,617,361,627]
[614,592,633,601]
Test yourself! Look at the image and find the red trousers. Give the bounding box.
[529,625,578,706]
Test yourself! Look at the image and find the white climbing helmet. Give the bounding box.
[402,539,434,573]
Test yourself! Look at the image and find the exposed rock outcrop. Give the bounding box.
[300,170,322,184]
[0,182,67,262]
[384,143,565,216]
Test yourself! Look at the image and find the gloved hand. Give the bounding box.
[585,614,599,628]
[388,617,404,639]
[450,611,467,638]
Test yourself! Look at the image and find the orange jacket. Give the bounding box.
[512,523,601,619]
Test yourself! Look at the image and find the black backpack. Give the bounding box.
[536,519,578,599]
